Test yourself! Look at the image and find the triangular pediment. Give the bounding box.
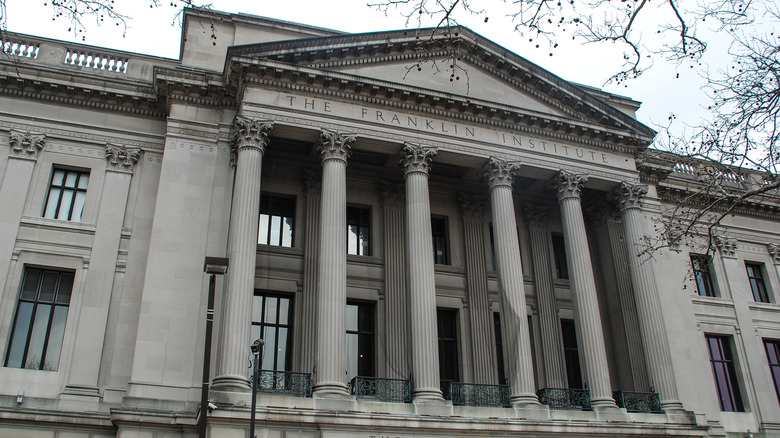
[334,59,565,117]
[225,27,655,148]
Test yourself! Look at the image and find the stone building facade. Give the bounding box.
[1,8,779,437]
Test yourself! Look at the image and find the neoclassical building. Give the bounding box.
[1,8,779,437]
